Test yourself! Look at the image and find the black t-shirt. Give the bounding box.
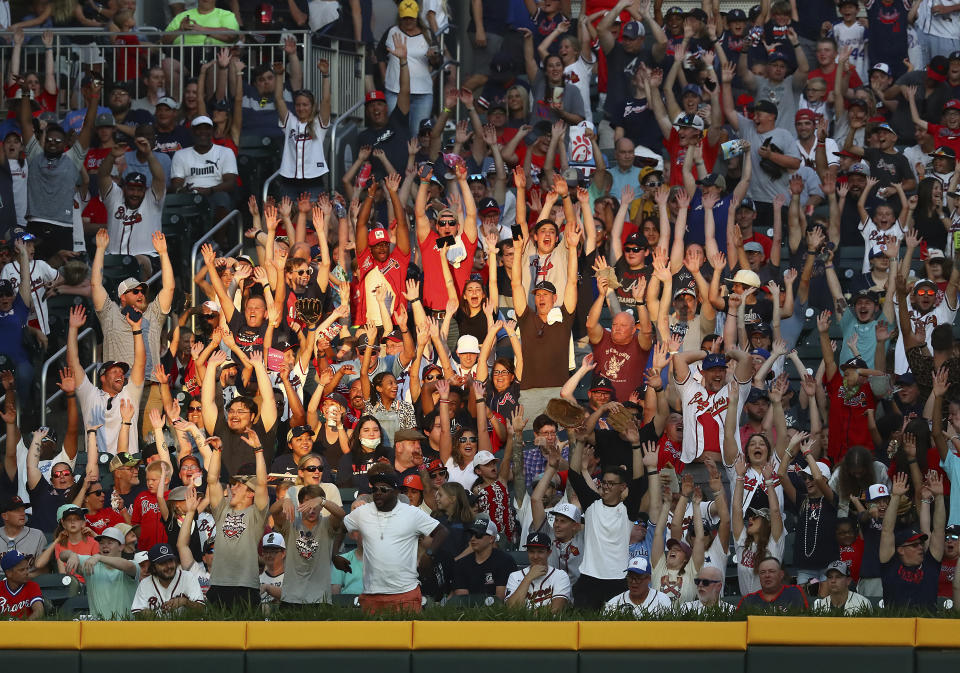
[26,478,71,533]
[337,447,393,492]
[455,306,495,344]
[163,509,202,562]
[592,427,654,473]
[881,549,940,610]
[452,548,517,594]
[357,107,411,181]
[214,415,278,478]
[863,148,913,188]
[613,256,651,313]
[116,109,154,145]
[228,312,268,354]
[790,491,840,571]
[154,125,193,158]
[0,161,18,238]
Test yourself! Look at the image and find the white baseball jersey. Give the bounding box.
[1,258,59,335]
[675,373,751,463]
[892,292,959,374]
[103,181,163,257]
[72,188,88,253]
[131,567,205,613]
[859,218,903,273]
[278,112,329,180]
[831,22,869,82]
[505,566,571,608]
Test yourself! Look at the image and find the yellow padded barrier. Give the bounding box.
[246,621,413,650]
[579,621,747,650]
[412,620,580,650]
[0,621,81,649]
[915,618,960,648]
[80,621,247,649]
[746,617,917,647]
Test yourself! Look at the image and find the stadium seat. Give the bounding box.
[34,573,80,607]
[331,593,360,607]
[444,593,501,607]
[59,594,90,617]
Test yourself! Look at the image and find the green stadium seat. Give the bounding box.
[34,573,80,607]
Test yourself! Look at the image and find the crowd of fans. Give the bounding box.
[5,0,960,621]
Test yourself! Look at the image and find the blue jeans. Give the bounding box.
[12,358,33,409]
[385,90,434,138]
[922,33,960,63]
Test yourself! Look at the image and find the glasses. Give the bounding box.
[294,269,311,276]
[916,289,936,297]
[424,374,441,381]
[188,405,203,412]
[125,288,145,296]
[458,436,478,444]
[600,480,622,488]
[228,408,251,416]
[644,181,662,188]
[52,470,71,477]
[300,465,321,473]
[438,219,457,227]
[431,469,449,477]
[694,578,720,586]
[88,489,104,496]
[371,485,394,494]
[492,369,511,376]
[624,246,643,253]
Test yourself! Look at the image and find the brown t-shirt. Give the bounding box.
[518,305,574,390]
[591,329,650,402]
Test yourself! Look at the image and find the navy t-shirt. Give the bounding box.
[738,585,809,611]
[0,295,29,362]
[685,191,730,252]
[881,550,940,610]
[611,97,661,154]
[155,125,194,158]
[27,477,72,533]
[357,107,411,182]
[453,548,517,594]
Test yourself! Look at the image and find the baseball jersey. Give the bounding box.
[675,373,752,463]
[103,181,163,257]
[831,22,869,82]
[859,218,903,273]
[131,567,205,613]
[278,112,329,180]
[603,588,672,616]
[1,258,59,335]
[892,292,959,374]
[504,566,572,608]
[0,579,42,619]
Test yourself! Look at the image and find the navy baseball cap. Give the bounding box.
[702,353,727,370]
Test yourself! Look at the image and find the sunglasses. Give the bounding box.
[431,469,449,477]
[694,578,720,586]
[52,470,72,477]
[948,535,960,540]
[188,405,203,411]
[624,246,644,253]
[644,181,662,188]
[294,268,312,275]
[125,288,145,296]
[88,489,104,496]
[438,219,457,227]
[458,436,478,443]
[424,374,441,381]
[300,465,322,473]
[371,485,394,494]
[915,288,936,297]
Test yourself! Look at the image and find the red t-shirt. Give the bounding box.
[938,556,957,597]
[590,329,650,402]
[808,66,863,98]
[0,579,43,619]
[132,490,169,551]
[742,231,774,260]
[420,230,478,311]
[351,244,412,324]
[55,537,100,584]
[112,35,145,83]
[4,84,57,119]
[86,507,126,535]
[824,370,875,464]
[839,538,864,582]
[664,127,720,186]
[926,123,960,156]
[657,434,683,472]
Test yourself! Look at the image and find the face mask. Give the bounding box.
[360,437,380,449]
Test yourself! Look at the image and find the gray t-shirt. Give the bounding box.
[737,114,802,204]
[25,136,84,227]
[530,72,586,125]
[97,297,167,383]
[753,75,804,132]
[280,512,336,604]
[0,525,46,562]
[209,498,268,589]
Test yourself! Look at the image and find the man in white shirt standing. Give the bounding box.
[342,465,447,613]
[170,116,238,219]
[505,531,571,613]
[604,556,672,617]
[812,560,871,614]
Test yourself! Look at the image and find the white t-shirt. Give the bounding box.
[9,158,27,225]
[384,27,433,95]
[679,597,735,614]
[675,373,751,463]
[445,457,476,490]
[604,588,672,616]
[342,501,438,594]
[421,0,449,33]
[564,56,595,123]
[1,258,59,335]
[734,526,786,596]
[72,188,88,253]
[701,532,729,574]
[859,218,904,273]
[170,144,238,190]
[76,373,144,455]
[103,181,163,257]
[259,569,284,604]
[580,499,631,580]
[505,566,571,608]
[812,590,872,614]
[892,291,959,374]
[278,112,329,180]
[307,0,340,31]
[131,567,205,613]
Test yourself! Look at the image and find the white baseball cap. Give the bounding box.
[456,334,481,354]
[133,551,149,565]
[867,483,890,501]
[473,450,497,468]
[95,526,125,546]
[261,532,286,549]
[551,503,582,522]
[801,461,832,481]
[625,556,651,575]
[192,115,213,127]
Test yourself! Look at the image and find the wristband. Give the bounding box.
[87,429,97,434]
[922,497,933,504]
[442,106,453,114]
[65,392,76,398]
[132,329,143,335]
[399,60,408,67]
[764,479,777,485]
[735,477,745,482]
[907,458,917,464]
[253,448,263,453]
[646,469,659,475]
[122,422,132,426]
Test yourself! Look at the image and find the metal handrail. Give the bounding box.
[39,327,97,427]
[262,169,282,205]
[328,97,366,191]
[190,209,245,309]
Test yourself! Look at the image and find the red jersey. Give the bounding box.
[657,434,683,472]
[742,231,774,260]
[4,84,57,119]
[808,66,863,98]
[86,507,126,535]
[664,127,720,186]
[0,579,42,619]
[420,230,478,311]
[132,490,169,551]
[84,147,111,174]
[839,537,864,582]
[926,123,960,156]
[825,370,875,464]
[590,329,650,402]
[112,35,145,83]
[351,244,411,324]
[938,556,957,597]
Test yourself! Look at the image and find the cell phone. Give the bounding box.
[511,224,523,240]
[437,235,456,247]
[418,162,432,180]
[121,306,142,322]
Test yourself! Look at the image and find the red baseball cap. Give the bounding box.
[945,99,960,111]
[795,108,817,123]
[365,90,386,104]
[402,474,424,490]
[367,227,389,246]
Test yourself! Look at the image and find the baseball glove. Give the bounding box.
[546,398,586,429]
[295,297,323,327]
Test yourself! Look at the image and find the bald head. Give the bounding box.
[610,311,638,345]
[614,137,636,169]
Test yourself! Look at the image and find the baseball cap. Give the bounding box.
[397,0,419,18]
[534,280,557,294]
[931,146,956,159]
[456,334,481,354]
[625,556,652,575]
[367,227,389,246]
[726,269,762,288]
[148,543,176,563]
[801,461,832,481]
[874,122,897,136]
[166,486,188,501]
[365,90,387,104]
[622,20,645,39]
[0,495,28,512]
[191,115,213,127]
[870,62,892,76]
[124,172,147,186]
[895,372,917,386]
[682,83,703,98]
[117,277,147,297]
[702,353,727,370]
[394,427,427,443]
[666,538,693,557]
[947,524,960,536]
[526,531,552,548]
[589,376,616,394]
[767,51,789,64]
[56,504,87,522]
[286,424,314,443]
[133,551,149,565]
[402,474,424,491]
[840,356,868,370]
[551,502,582,522]
[852,288,879,303]
[737,197,757,211]
[624,232,649,249]
[894,529,928,547]
[825,560,850,576]
[674,112,705,131]
[96,527,125,546]
[747,507,771,520]
[744,241,764,254]
[469,516,498,537]
[746,387,770,403]
[0,550,31,571]
[795,108,817,123]
[846,162,870,176]
[665,5,685,15]
[367,469,400,490]
[726,8,747,20]
[425,458,445,473]
[262,532,286,549]
[686,7,707,21]
[473,450,498,467]
[749,321,772,336]
[97,360,130,380]
[95,112,116,127]
[696,173,726,190]
[477,196,500,215]
[155,96,179,110]
[418,118,434,134]
[753,99,778,116]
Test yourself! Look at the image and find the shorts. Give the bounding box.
[27,221,74,260]
[357,587,422,613]
[573,573,626,611]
